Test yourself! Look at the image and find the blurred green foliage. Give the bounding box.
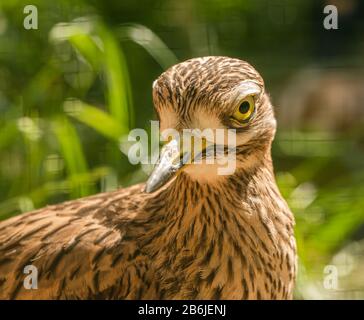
[0,0,364,299]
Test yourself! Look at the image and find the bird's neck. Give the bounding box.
[144,151,282,246]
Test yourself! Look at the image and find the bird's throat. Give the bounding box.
[139,163,295,299]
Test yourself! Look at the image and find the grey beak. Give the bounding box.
[145,139,184,193]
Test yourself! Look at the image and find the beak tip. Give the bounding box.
[144,138,184,194]
[144,178,158,193]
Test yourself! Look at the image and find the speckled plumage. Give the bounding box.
[0,56,296,299]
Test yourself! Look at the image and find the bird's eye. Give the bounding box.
[231,96,255,124]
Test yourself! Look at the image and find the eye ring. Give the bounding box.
[231,95,255,124]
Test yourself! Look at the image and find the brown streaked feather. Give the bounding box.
[0,169,295,299]
[0,184,157,299]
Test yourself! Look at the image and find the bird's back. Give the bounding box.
[0,184,156,299]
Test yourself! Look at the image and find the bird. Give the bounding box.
[0,56,296,300]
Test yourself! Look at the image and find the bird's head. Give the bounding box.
[145,56,276,193]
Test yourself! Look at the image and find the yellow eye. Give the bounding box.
[232,96,255,123]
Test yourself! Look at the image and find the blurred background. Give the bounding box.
[0,0,364,299]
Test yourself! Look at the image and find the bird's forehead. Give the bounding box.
[152,56,264,116]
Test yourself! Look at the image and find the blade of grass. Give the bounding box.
[117,24,178,69]
[68,33,103,71]
[64,99,127,140]
[52,116,92,198]
[50,20,134,132]
[99,25,133,132]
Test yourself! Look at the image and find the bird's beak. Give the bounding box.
[145,133,213,193]
[145,138,185,193]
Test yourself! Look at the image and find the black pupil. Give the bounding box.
[239,101,250,114]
